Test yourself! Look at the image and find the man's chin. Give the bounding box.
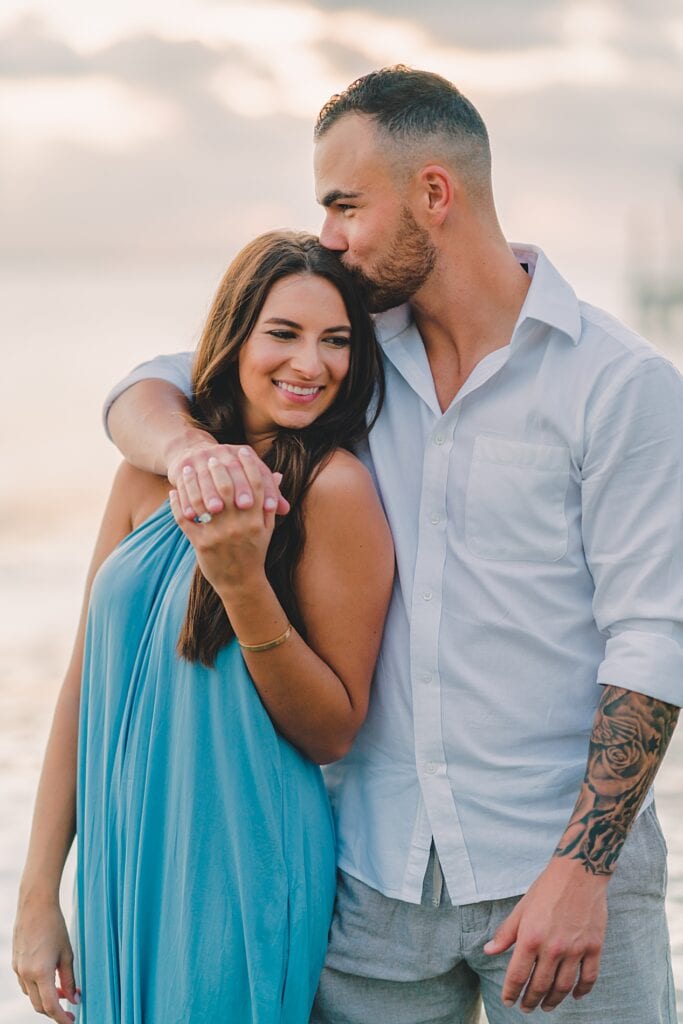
[341,265,408,313]
[365,289,412,314]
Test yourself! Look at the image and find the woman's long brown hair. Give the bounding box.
[177,230,384,667]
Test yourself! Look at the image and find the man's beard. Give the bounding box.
[342,207,437,314]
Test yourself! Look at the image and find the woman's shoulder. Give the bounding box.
[298,449,393,579]
[303,450,389,543]
[112,462,170,529]
[307,449,376,506]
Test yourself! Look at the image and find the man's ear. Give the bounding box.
[416,164,455,227]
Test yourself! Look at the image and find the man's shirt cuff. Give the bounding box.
[102,352,194,439]
[596,628,683,706]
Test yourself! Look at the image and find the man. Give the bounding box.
[105,67,682,1022]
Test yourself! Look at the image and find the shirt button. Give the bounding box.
[425,762,437,775]
[434,434,445,446]
[420,672,432,684]
[423,591,433,601]
[429,513,440,525]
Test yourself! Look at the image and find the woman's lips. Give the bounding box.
[273,380,324,404]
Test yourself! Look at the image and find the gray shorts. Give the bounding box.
[310,803,676,1023]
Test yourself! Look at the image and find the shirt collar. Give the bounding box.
[372,243,582,349]
[510,243,582,346]
[373,303,413,346]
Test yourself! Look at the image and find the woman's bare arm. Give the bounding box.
[176,449,394,764]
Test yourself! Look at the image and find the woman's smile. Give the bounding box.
[273,379,325,403]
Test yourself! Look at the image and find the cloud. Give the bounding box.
[0,14,245,88]
[0,15,325,261]
[94,33,229,87]
[0,100,318,264]
[0,16,292,155]
[291,0,683,60]
[0,13,85,75]
[306,0,565,51]
[0,76,180,150]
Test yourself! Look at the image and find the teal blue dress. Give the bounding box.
[75,501,336,1023]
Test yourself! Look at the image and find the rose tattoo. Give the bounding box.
[555,686,678,875]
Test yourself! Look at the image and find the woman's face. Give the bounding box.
[238,273,352,450]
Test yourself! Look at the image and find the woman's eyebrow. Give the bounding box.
[264,319,351,332]
[265,318,302,328]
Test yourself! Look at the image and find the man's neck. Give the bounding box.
[410,237,531,413]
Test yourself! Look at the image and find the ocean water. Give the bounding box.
[1,267,682,1021]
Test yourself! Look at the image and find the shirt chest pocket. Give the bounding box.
[465,436,571,562]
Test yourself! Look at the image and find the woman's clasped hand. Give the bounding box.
[169,450,278,595]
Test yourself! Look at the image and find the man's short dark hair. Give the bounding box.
[315,64,489,149]
[314,66,492,200]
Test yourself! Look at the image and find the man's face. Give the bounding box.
[314,114,436,313]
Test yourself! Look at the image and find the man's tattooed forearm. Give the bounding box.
[554,685,678,875]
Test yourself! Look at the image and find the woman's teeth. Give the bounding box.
[274,381,321,396]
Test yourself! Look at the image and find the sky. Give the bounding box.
[2,0,683,315]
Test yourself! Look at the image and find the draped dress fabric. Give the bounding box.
[74,500,336,1023]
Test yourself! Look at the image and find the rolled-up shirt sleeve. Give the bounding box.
[102,352,194,439]
[582,355,683,706]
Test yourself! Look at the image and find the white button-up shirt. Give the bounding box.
[104,245,683,905]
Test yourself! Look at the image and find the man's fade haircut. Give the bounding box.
[315,65,492,204]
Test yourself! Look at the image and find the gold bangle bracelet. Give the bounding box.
[237,624,292,653]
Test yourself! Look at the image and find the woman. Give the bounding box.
[13,231,394,1024]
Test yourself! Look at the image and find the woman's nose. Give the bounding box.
[289,342,323,379]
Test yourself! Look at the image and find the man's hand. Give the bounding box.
[486,685,678,1013]
[484,857,608,1013]
[167,439,289,522]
